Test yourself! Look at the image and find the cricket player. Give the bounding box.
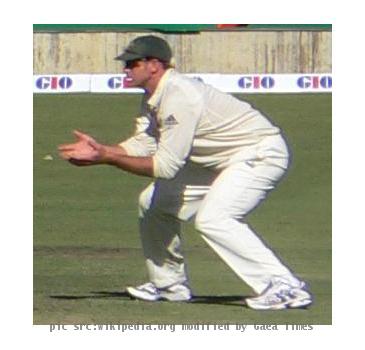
[59,35,312,310]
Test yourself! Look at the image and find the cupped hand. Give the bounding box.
[58,130,105,166]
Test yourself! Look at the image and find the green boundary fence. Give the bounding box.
[33,24,332,33]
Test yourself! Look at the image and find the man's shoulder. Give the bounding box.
[167,70,187,84]
[166,70,205,94]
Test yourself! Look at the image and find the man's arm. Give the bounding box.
[58,130,154,177]
[119,116,157,157]
[100,145,154,177]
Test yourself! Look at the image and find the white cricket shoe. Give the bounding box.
[126,282,192,302]
[245,280,312,310]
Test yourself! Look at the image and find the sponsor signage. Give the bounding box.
[297,75,332,89]
[184,74,332,93]
[238,76,275,89]
[33,75,90,93]
[35,76,73,90]
[234,74,332,93]
[91,75,143,93]
[34,73,332,94]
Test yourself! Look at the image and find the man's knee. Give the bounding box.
[195,206,221,235]
[195,204,247,238]
[139,182,181,218]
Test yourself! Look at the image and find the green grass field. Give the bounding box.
[33,93,331,325]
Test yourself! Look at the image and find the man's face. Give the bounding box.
[123,59,152,88]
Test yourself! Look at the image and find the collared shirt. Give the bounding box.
[121,69,286,179]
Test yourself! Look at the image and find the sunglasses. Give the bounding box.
[124,57,161,69]
[124,59,147,69]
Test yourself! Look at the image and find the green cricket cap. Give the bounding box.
[115,35,172,63]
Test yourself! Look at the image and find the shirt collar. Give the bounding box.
[147,68,174,109]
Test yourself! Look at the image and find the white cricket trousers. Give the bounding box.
[138,135,301,294]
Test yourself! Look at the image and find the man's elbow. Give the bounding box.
[153,157,184,180]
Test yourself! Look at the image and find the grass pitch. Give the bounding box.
[33,93,331,324]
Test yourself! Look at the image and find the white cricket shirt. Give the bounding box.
[121,69,286,179]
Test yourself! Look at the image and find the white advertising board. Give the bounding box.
[33,75,91,93]
[33,73,332,94]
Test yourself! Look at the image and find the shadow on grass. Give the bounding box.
[50,291,130,300]
[50,292,247,306]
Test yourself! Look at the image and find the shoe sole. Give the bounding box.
[126,286,192,302]
[160,294,192,302]
[126,286,160,301]
[287,298,312,309]
[246,297,312,310]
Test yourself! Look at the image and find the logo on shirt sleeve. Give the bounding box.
[163,114,179,127]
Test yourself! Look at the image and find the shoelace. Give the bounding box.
[260,288,289,303]
[139,283,158,293]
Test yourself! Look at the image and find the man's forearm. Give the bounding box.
[102,145,154,177]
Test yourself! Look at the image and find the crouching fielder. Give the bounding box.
[59,35,312,310]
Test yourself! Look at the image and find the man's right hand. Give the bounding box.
[58,130,105,166]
